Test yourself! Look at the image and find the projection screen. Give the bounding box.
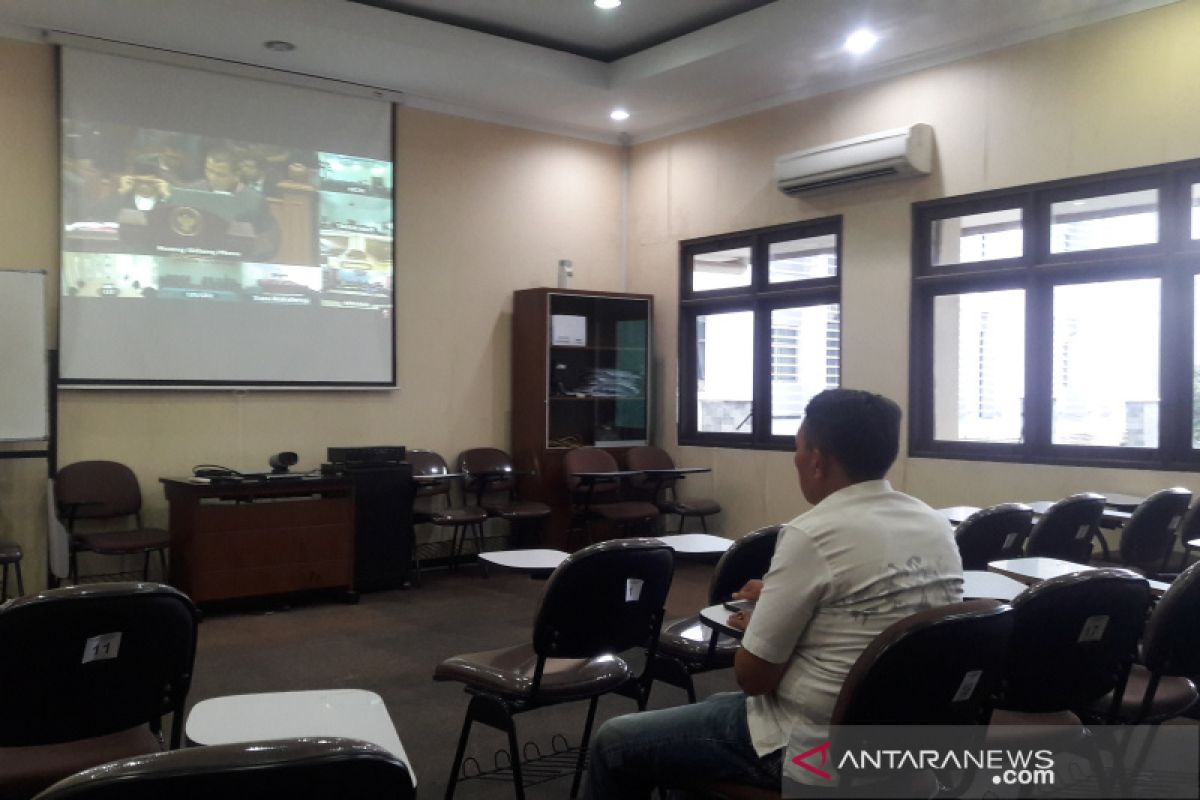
[59,48,395,387]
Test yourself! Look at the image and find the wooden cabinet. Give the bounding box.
[512,288,653,547]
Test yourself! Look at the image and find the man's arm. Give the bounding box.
[734,645,789,696]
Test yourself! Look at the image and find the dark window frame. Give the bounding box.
[679,217,842,450]
[911,158,1200,470]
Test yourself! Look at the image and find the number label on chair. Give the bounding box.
[625,578,644,602]
[952,669,982,702]
[1169,515,1183,532]
[1075,524,1091,540]
[1078,615,1108,643]
[1002,533,1019,549]
[82,631,122,663]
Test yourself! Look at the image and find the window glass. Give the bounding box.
[1192,183,1200,240]
[931,209,1022,266]
[770,305,840,435]
[695,310,754,433]
[1193,277,1200,448]
[1050,189,1158,254]
[1052,279,1160,447]
[691,247,751,292]
[768,234,837,282]
[932,290,1025,443]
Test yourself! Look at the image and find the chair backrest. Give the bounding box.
[54,460,143,521]
[624,446,675,498]
[32,737,415,800]
[954,503,1033,570]
[407,449,451,500]
[1024,492,1106,563]
[999,569,1150,713]
[562,446,622,501]
[0,582,197,748]
[831,600,1014,726]
[708,524,782,605]
[1141,559,1200,678]
[1119,488,1192,571]
[533,538,674,659]
[1172,498,1200,561]
[457,447,518,497]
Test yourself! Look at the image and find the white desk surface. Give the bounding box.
[988,556,1169,597]
[186,689,414,785]
[1188,539,1200,549]
[698,603,746,638]
[654,533,732,554]
[477,549,569,571]
[962,570,1026,601]
[1097,492,1145,510]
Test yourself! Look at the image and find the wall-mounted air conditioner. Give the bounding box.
[775,124,934,196]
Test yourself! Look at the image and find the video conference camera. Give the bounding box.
[268,451,299,474]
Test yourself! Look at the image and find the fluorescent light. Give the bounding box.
[594,0,621,9]
[609,108,630,121]
[844,29,878,55]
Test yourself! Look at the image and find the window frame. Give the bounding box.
[911,158,1200,470]
[679,217,842,450]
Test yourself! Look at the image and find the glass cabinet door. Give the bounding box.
[546,293,650,448]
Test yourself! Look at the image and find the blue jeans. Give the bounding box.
[585,692,783,799]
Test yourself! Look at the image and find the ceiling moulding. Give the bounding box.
[401,95,625,147]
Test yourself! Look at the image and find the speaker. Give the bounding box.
[341,463,414,591]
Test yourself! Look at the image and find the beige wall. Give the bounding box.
[0,37,625,590]
[629,0,1200,535]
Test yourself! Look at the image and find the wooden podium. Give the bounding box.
[160,477,354,603]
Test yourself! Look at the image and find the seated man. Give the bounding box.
[586,389,964,798]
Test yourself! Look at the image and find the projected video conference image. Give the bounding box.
[58,49,396,387]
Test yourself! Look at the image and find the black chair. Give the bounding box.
[624,446,721,534]
[434,538,675,799]
[988,569,1151,792]
[709,600,1015,798]
[1024,492,1106,563]
[953,503,1033,570]
[0,582,198,800]
[1112,487,1191,577]
[31,737,415,800]
[1172,498,1200,572]
[457,447,551,549]
[653,524,781,703]
[562,447,659,543]
[0,537,23,599]
[53,460,171,584]
[408,449,489,574]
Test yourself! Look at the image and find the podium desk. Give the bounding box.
[161,477,354,603]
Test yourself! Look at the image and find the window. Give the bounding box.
[912,161,1200,469]
[680,218,841,449]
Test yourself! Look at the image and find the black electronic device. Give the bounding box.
[192,465,242,479]
[326,445,406,468]
[268,451,299,473]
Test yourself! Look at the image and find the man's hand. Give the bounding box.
[726,608,752,631]
[732,579,763,602]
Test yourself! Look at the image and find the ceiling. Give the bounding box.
[0,0,1177,144]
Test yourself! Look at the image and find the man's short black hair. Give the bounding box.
[801,389,901,481]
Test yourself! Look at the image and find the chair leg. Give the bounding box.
[1,562,7,601]
[445,707,475,800]
[157,548,168,583]
[700,514,709,534]
[474,524,489,578]
[449,525,463,572]
[571,695,601,799]
[13,559,21,597]
[143,550,152,580]
[506,713,526,800]
[70,549,79,585]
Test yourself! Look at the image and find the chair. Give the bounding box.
[562,447,659,543]
[457,447,550,549]
[1173,497,1200,572]
[434,538,675,799]
[0,582,198,800]
[0,537,23,599]
[710,601,1015,798]
[408,449,489,574]
[988,569,1151,792]
[1024,492,1106,563]
[624,446,721,534]
[653,524,781,703]
[53,461,171,584]
[1112,487,1191,577]
[953,502,1033,570]
[31,737,415,800]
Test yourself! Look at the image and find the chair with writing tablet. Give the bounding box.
[408,449,489,574]
[1110,488,1191,578]
[1024,492,1106,564]
[954,502,1033,570]
[562,446,659,543]
[457,447,551,549]
[0,582,197,800]
[624,446,721,534]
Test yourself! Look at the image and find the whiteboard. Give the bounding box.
[0,270,48,440]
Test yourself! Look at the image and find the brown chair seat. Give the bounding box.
[657,617,738,664]
[77,528,170,555]
[0,540,21,562]
[1089,663,1199,722]
[484,500,551,521]
[593,500,659,522]
[665,497,722,517]
[425,506,488,526]
[0,725,162,800]
[434,642,631,703]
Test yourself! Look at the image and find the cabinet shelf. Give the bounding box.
[550,395,646,401]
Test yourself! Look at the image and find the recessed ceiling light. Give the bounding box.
[610,108,630,121]
[843,29,878,55]
[263,40,296,52]
[595,0,621,9]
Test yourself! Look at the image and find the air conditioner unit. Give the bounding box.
[775,124,934,196]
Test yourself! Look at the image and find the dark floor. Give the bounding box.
[184,559,736,799]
